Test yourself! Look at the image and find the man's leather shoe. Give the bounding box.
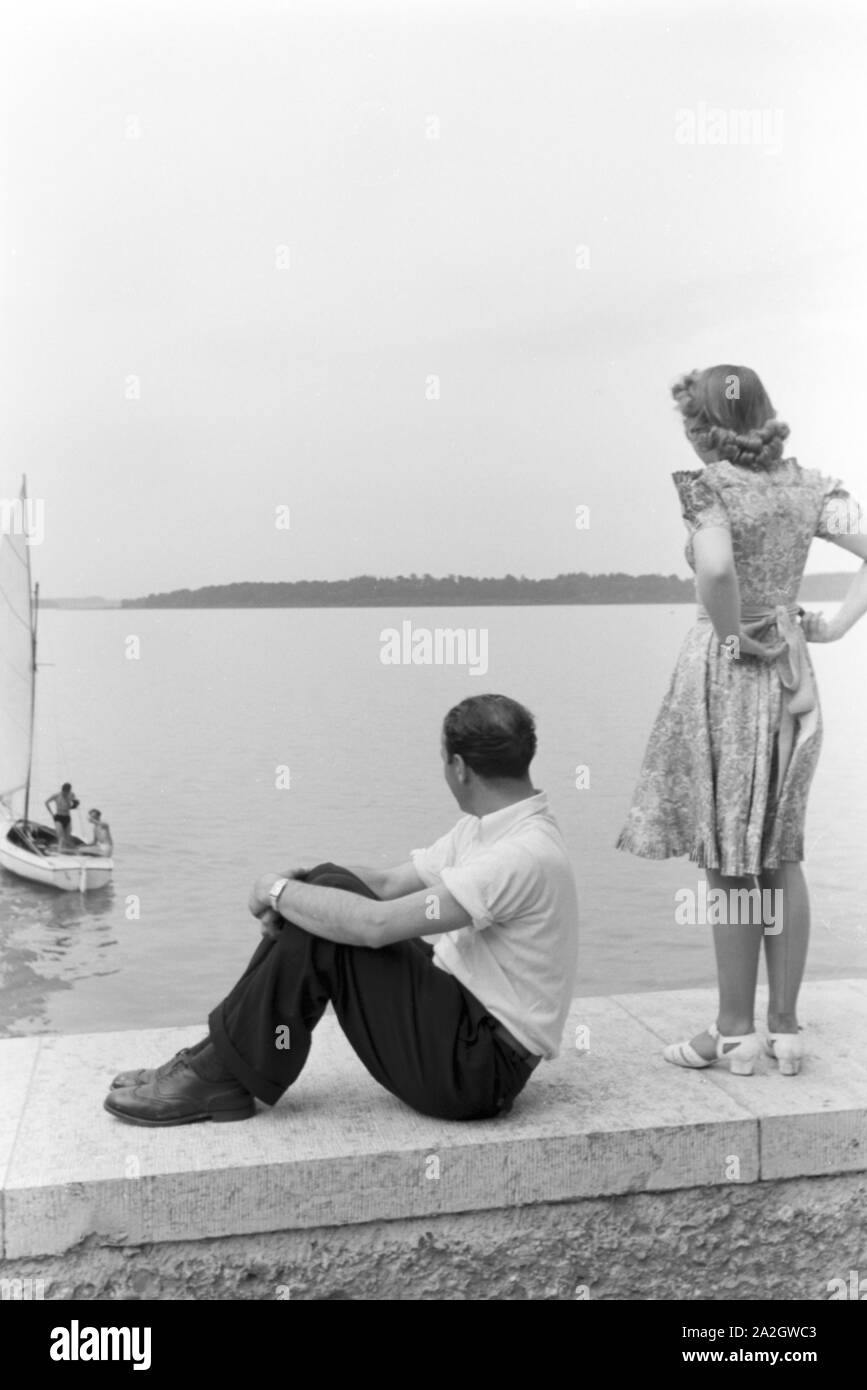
[110,1040,208,1090]
[104,1057,255,1127]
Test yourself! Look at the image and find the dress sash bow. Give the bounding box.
[698,602,818,798]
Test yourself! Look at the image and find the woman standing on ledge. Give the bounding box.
[617,365,867,1076]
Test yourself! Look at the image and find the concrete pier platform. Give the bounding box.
[2,979,867,1299]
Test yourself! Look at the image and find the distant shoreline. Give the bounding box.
[39,571,856,609]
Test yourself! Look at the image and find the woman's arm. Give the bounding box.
[829,562,867,637]
[805,532,867,640]
[693,528,786,661]
[693,528,741,644]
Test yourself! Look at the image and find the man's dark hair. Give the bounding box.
[443,694,537,780]
[61,782,71,793]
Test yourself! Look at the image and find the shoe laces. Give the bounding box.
[156,1048,191,1080]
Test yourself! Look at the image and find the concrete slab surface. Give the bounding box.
[616,980,867,1179]
[2,981,866,1258]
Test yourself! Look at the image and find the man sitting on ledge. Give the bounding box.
[104,693,579,1127]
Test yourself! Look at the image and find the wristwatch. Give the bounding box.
[268,876,291,915]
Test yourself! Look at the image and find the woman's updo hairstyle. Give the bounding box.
[672,364,790,470]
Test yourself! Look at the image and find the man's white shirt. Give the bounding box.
[411,791,579,1059]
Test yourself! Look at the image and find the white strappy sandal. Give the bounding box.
[765,1030,804,1076]
[663,1023,761,1076]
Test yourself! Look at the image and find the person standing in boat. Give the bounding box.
[617,365,867,1078]
[45,782,79,849]
[78,808,113,858]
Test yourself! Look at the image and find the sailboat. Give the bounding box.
[0,477,113,891]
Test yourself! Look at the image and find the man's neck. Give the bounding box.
[465,780,538,819]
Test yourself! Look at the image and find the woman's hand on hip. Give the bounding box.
[724,621,787,662]
[800,609,841,643]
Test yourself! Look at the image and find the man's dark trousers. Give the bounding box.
[209,863,535,1121]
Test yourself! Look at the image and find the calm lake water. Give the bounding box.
[1,604,866,1036]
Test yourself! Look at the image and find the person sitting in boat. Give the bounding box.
[78,808,113,858]
[45,783,79,849]
[79,806,113,856]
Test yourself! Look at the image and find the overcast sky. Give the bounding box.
[2,0,866,598]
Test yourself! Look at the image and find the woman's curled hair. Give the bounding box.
[672,364,790,471]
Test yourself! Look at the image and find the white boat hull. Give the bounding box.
[0,811,113,892]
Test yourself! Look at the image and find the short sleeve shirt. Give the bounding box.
[411,792,579,1059]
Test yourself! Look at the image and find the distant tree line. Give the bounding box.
[122,572,701,607]
[119,570,852,609]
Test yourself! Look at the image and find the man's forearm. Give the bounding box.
[343,865,386,895]
[251,872,471,948]
[271,878,384,947]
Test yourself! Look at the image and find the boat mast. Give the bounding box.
[22,475,38,825]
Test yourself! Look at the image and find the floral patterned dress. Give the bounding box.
[617,458,859,876]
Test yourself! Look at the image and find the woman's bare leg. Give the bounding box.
[688,869,763,1060]
[760,862,810,1034]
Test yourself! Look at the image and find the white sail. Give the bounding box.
[0,478,114,890]
[0,480,35,805]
